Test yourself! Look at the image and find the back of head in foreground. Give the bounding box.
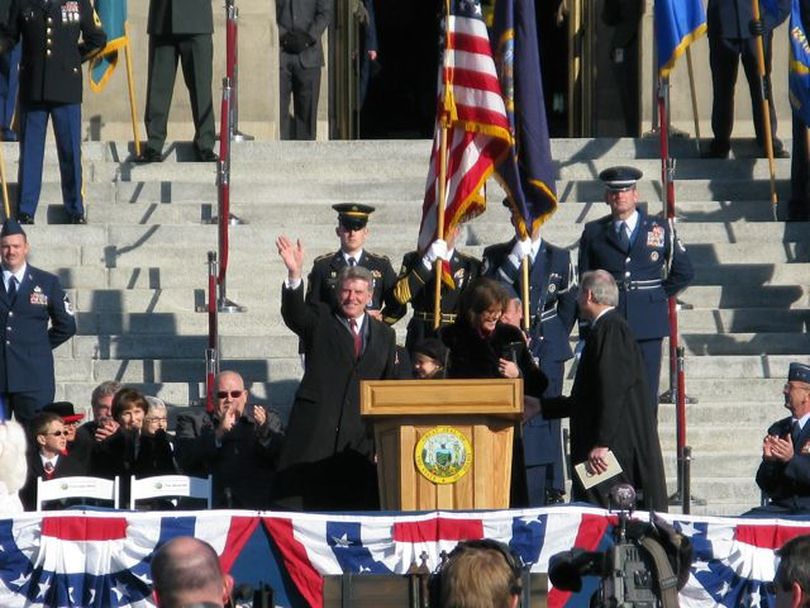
[438,539,521,608]
[151,536,233,608]
[775,535,810,608]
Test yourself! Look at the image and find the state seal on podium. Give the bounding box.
[414,426,473,484]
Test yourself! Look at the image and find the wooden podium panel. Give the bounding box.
[361,379,522,511]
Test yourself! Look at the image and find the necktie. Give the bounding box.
[792,420,802,446]
[43,461,55,480]
[348,258,357,267]
[7,277,17,301]
[618,222,631,251]
[349,318,362,358]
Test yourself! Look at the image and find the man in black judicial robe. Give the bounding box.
[274,235,397,511]
[541,270,668,511]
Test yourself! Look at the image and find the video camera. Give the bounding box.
[548,485,692,608]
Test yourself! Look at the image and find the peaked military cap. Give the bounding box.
[599,166,643,191]
[789,362,810,384]
[333,203,375,231]
[0,218,25,238]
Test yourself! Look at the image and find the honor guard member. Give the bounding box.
[306,203,402,323]
[393,223,481,354]
[483,209,577,506]
[0,0,106,225]
[578,167,694,414]
[0,219,76,424]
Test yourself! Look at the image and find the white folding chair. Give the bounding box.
[129,474,213,509]
[36,476,120,510]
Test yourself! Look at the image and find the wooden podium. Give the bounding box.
[360,379,522,511]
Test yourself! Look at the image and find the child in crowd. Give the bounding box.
[412,338,448,380]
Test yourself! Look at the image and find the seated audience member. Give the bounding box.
[151,537,233,608]
[436,539,522,608]
[175,370,284,509]
[0,420,29,513]
[20,412,86,510]
[144,396,170,437]
[755,363,810,514]
[92,389,176,493]
[75,380,122,446]
[43,401,91,466]
[412,338,448,380]
[773,534,810,607]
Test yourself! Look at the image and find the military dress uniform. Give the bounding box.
[483,238,577,505]
[0,0,105,224]
[706,0,790,157]
[578,208,693,413]
[306,249,402,323]
[0,265,76,423]
[393,249,481,354]
[141,0,216,160]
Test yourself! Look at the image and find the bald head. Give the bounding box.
[214,370,247,419]
[151,537,231,608]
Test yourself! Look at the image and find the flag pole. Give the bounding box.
[433,124,448,330]
[751,0,778,219]
[0,143,9,220]
[521,256,530,332]
[123,23,141,157]
[685,48,701,143]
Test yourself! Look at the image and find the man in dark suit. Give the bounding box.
[0,0,106,224]
[705,0,790,158]
[277,0,331,140]
[20,411,86,510]
[0,219,76,424]
[136,0,217,163]
[174,370,284,509]
[307,203,402,324]
[483,217,577,506]
[275,235,397,511]
[578,167,694,414]
[754,363,810,514]
[542,270,668,511]
[394,223,481,354]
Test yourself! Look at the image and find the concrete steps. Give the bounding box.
[16,137,805,516]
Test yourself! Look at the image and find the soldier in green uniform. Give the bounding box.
[393,224,481,354]
[135,0,217,163]
[306,203,403,324]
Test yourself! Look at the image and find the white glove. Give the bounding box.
[510,237,533,261]
[423,239,448,265]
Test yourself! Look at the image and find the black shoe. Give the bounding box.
[134,148,162,163]
[701,141,729,159]
[17,212,34,224]
[71,215,87,225]
[195,148,218,162]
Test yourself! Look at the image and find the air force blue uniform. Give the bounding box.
[0,264,76,422]
[483,239,577,506]
[0,0,106,221]
[578,209,694,412]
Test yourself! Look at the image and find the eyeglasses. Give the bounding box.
[42,431,66,437]
[145,417,167,423]
[217,390,243,399]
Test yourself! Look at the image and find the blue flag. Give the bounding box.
[789,0,810,125]
[655,0,707,78]
[88,0,128,92]
[491,0,557,239]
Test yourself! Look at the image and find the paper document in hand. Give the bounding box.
[574,451,623,489]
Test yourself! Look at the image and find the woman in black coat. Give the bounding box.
[441,278,548,506]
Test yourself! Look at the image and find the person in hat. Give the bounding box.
[754,363,810,514]
[0,0,106,224]
[393,223,482,354]
[306,203,403,323]
[42,401,92,467]
[482,203,577,506]
[578,166,694,415]
[0,219,75,424]
[412,337,448,380]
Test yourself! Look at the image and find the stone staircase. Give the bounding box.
[10,137,809,516]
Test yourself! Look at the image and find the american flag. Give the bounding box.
[417,0,511,256]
